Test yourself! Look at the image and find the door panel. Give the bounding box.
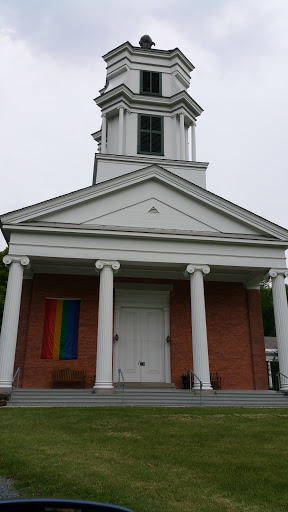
[119,309,140,381]
[141,310,164,382]
[119,307,164,383]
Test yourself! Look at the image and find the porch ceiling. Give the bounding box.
[25,256,267,284]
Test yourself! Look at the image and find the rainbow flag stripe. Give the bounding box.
[41,299,80,360]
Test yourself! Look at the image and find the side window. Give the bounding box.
[137,114,164,155]
[140,71,162,96]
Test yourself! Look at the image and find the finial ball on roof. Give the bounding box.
[139,35,155,49]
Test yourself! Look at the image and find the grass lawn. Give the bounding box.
[0,407,288,512]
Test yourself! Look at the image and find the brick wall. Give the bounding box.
[246,289,267,389]
[169,281,267,389]
[20,274,99,388]
[205,282,261,389]
[15,274,267,390]
[170,281,192,388]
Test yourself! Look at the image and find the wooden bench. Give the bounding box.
[210,371,222,390]
[52,369,85,389]
[189,371,222,390]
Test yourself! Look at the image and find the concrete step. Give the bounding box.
[10,388,283,395]
[8,388,288,407]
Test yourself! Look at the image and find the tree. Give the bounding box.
[0,247,8,329]
[260,280,288,336]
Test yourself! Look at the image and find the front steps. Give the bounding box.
[7,387,288,407]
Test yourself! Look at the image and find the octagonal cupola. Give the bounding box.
[92,37,208,188]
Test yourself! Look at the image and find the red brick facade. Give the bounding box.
[16,275,99,389]
[14,274,267,389]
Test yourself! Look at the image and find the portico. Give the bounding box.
[0,233,288,393]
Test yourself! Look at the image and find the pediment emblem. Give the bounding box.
[147,206,160,214]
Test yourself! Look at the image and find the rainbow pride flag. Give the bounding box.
[41,299,81,360]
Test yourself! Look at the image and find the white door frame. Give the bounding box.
[113,284,172,384]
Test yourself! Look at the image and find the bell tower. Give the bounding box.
[92,36,208,188]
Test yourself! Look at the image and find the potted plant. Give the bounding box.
[180,372,189,389]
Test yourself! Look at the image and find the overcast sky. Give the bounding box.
[0,0,288,256]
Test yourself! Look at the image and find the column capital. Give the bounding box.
[95,260,120,273]
[185,264,210,276]
[269,268,288,279]
[3,255,30,269]
[101,113,107,118]
[117,105,131,115]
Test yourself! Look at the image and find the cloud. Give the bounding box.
[0,25,102,218]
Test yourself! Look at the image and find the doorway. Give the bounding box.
[113,285,172,384]
[117,307,164,382]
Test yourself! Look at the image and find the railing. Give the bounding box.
[12,367,21,390]
[188,370,203,407]
[10,367,21,406]
[277,372,288,391]
[118,368,125,404]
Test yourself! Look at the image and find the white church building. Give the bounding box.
[1,35,288,394]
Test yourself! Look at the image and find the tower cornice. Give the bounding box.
[102,41,195,72]
[94,84,203,118]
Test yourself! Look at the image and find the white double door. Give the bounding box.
[117,307,165,383]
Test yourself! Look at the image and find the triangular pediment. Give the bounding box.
[2,165,288,241]
[83,197,220,232]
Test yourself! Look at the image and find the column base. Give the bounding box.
[92,388,115,395]
[193,389,215,396]
[193,382,213,391]
[93,382,114,393]
[0,381,12,391]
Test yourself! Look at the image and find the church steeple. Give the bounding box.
[92,37,208,188]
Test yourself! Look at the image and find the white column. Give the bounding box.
[191,122,196,161]
[267,360,273,389]
[94,260,120,390]
[163,307,171,384]
[269,268,288,391]
[171,115,178,159]
[0,255,30,389]
[101,114,107,154]
[118,106,124,155]
[179,112,185,160]
[185,127,189,160]
[186,264,212,390]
